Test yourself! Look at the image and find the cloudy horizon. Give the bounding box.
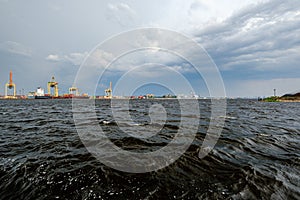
[0,0,299,97]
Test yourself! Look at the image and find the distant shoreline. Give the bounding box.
[278,99,300,102]
[262,96,300,102]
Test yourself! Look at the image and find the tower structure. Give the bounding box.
[5,71,16,98]
[69,86,79,96]
[47,76,59,97]
[105,82,112,99]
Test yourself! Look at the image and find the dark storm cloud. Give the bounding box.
[195,0,300,74]
[0,0,299,97]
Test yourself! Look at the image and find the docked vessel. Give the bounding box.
[35,87,51,99]
[35,95,51,99]
[28,87,51,99]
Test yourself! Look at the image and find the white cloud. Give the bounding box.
[153,0,269,32]
[106,2,137,27]
[84,48,195,76]
[0,41,32,56]
[46,52,88,65]
[46,54,60,62]
[86,49,114,68]
[64,52,88,66]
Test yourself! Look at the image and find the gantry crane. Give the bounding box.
[47,76,59,97]
[69,86,79,96]
[105,82,112,99]
[5,71,16,98]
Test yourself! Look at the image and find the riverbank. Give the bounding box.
[278,99,300,102]
[263,96,300,102]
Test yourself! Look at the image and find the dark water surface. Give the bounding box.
[0,99,299,199]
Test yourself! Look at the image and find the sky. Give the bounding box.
[0,0,299,97]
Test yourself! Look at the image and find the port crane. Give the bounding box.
[47,76,59,97]
[69,86,79,96]
[105,82,112,99]
[5,71,16,98]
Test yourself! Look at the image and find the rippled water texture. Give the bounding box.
[0,99,299,199]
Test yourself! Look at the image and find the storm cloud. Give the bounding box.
[0,0,299,97]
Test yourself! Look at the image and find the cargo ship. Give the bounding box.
[58,94,90,99]
[27,87,90,99]
[35,95,51,99]
[36,87,51,99]
[27,87,51,99]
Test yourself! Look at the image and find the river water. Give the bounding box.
[0,99,299,199]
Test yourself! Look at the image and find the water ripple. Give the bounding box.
[0,99,299,199]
